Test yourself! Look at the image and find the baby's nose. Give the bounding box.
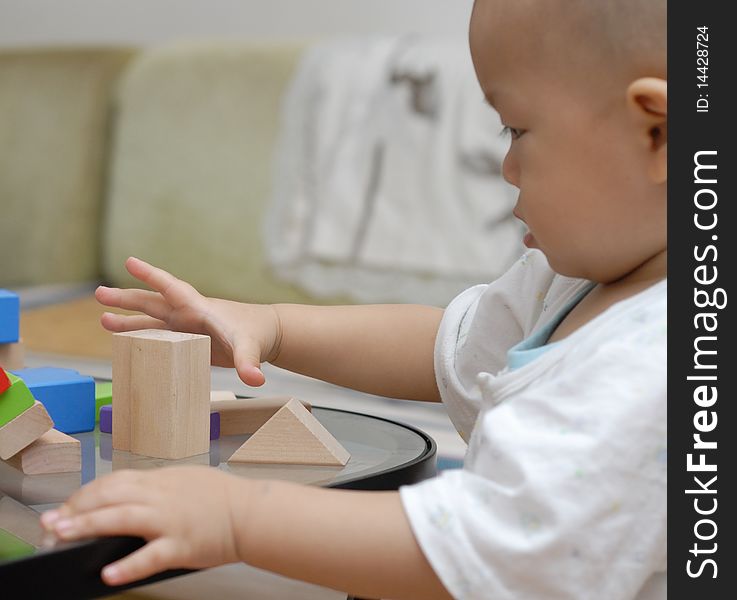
[502,152,520,188]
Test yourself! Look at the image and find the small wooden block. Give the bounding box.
[0,367,10,393]
[210,411,220,440]
[210,390,237,402]
[99,404,112,434]
[0,400,54,460]
[0,340,25,371]
[212,395,312,436]
[115,329,211,460]
[0,372,35,428]
[4,428,81,475]
[228,398,350,466]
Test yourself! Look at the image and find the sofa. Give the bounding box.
[0,42,347,305]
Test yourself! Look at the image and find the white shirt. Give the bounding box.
[400,250,667,600]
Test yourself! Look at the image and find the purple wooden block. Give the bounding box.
[210,411,220,440]
[99,404,112,434]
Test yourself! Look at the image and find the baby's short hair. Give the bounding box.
[562,0,666,78]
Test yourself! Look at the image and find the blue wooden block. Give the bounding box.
[0,290,20,344]
[10,367,95,434]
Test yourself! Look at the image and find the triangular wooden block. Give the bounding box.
[0,368,10,394]
[228,399,350,466]
[0,400,54,460]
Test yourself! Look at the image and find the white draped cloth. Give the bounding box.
[263,35,524,306]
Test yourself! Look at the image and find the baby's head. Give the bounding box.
[470,0,666,284]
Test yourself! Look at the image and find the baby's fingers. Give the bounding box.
[50,505,160,543]
[96,286,170,321]
[45,469,148,520]
[101,538,181,587]
[125,257,202,310]
[100,312,167,333]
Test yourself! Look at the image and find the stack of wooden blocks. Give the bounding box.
[0,290,85,475]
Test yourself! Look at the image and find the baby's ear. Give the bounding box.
[626,77,667,183]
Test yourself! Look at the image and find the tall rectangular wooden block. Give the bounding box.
[114,330,211,460]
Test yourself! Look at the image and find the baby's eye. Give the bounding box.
[500,126,525,140]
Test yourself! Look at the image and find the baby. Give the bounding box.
[41,0,667,598]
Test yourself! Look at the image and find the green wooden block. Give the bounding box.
[0,528,36,561]
[0,373,35,427]
[95,381,113,422]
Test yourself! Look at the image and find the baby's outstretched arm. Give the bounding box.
[271,302,443,401]
[41,467,451,600]
[98,257,442,401]
[96,257,278,388]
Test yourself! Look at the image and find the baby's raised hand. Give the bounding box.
[41,466,245,586]
[96,257,280,387]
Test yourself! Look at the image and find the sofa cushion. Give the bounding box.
[0,48,135,287]
[102,41,344,304]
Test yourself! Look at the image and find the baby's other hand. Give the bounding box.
[96,257,281,387]
[40,467,244,586]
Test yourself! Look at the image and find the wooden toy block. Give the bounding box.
[114,329,211,460]
[0,400,54,460]
[210,411,220,440]
[0,368,9,394]
[228,398,350,466]
[0,494,45,548]
[95,381,113,422]
[0,340,25,370]
[11,367,95,434]
[0,372,35,428]
[210,390,237,402]
[4,428,81,475]
[0,289,20,344]
[211,395,312,436]
[99,404,112,433]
